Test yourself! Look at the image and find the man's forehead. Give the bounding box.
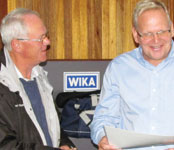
[22,14,46,34]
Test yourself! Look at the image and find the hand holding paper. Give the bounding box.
[98,136,122,150]
[104,126,174,149]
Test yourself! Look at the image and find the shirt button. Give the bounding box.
[152,89,156,92]
[151,126,156,130]
[152,107,156,111]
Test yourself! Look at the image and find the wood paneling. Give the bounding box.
[6,0,174,60]
[0,0,7,49]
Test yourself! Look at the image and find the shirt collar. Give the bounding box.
[14,64,38,81]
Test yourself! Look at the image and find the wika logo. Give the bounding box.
[67,76,96,88]
[64,72,100,91]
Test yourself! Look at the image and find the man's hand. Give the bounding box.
[59,145,77,150]
[98,136,121,150]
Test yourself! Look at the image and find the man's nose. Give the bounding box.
[43,37,50,45]
[152,33,160,43]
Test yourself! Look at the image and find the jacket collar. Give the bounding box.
[0,48,44,92]
[0,49,6,70]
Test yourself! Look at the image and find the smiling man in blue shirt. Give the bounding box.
[90,0,174,150]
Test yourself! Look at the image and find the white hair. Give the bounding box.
[0,8,40,50]
[133,0,171,30]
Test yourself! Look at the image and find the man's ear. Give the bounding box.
[132,27,139,44]
[171,23,174,38]
[11,39,22,53]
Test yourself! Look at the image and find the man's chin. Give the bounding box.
[39,59,47,66]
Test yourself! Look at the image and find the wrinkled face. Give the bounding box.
[132,9,174,66]
[19,14,50,66]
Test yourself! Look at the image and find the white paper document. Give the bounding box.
[104,126,174,149]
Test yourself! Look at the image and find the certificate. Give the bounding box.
[104,126,174,149]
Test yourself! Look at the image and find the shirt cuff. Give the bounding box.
[96,130,106,144]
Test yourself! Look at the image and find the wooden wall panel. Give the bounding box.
[92,0,102,59]
[0,0,7,49]
[6,0,174,60]
[102,0,109,59]
[64,0,72,59]
[109,0,117,58]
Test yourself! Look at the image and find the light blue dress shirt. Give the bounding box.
[90,41,174,150]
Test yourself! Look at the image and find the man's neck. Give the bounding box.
[10,52,33,79]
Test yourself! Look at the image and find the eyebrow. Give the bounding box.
[40,31,48,37]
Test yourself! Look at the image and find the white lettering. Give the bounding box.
[82,77,88,86]
[68,77,79,86]
[89,77,95,86]
[68,76,96,87]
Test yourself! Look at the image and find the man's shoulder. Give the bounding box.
[111,48,138,64]
[0,82,21,107]
[0,82,16,96]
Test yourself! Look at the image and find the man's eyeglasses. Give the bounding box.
[137,29,171,41]
[17,34,49,42]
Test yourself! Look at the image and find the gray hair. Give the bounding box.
[0,8,40,50]
[133,0,171,30]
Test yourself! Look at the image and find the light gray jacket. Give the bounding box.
[0,48,60,147]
